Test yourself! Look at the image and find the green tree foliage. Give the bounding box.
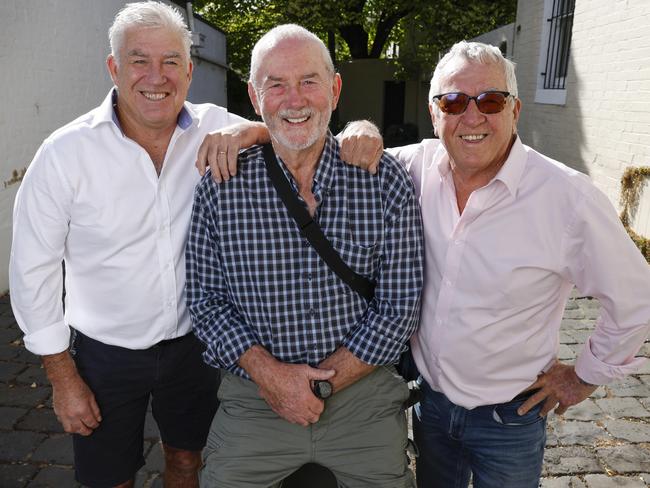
[196,0,516,78]
[194,0,516,115]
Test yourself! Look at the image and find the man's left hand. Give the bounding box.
[517,361,598,417]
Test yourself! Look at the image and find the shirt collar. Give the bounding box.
[275,131,338,197]
[434,135,527,197]
[89,87,195,132]
[492,136,526,197]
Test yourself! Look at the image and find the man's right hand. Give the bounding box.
[42,351,101,436]
[196,121,269,182]
[239,345,335,426]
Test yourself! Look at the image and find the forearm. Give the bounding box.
[318,347,375,394]
[42,350,79,386]
[246,121,271,145]
[238,344,279,385]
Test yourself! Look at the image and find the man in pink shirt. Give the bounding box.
[377,40,649,488]
[199,40,650,488]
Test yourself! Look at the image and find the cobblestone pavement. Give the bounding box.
[1,291,649,487]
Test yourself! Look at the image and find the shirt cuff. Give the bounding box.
[575,337,647,385]
[342,325,405,366]
[22,321,70,356]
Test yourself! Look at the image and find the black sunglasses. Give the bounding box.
[432,91,514,115]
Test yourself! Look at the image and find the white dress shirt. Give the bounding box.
[388,137,650,409]
[10,89,244,355]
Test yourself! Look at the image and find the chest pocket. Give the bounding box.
[329,237,379,280]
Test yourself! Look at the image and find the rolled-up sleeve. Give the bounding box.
[10,141,72,355]
[567,187,650,385]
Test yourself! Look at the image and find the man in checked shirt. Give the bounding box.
[185,24,423,488]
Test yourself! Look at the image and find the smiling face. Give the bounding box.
[431,58,521,181]
[107,26,192,137]
[248,38,341,155]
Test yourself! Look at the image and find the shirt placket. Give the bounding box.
[431,176,486,366]
[155,179,178,337]
[154,129,184,339]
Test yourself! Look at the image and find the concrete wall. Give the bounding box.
[337,59,397,129]
[0,0,228,294]
[513,0,650,236]
[337,59,431,140]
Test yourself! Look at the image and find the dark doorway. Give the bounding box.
[383,81,405,132]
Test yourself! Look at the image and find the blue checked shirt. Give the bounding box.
[186,133,423,378]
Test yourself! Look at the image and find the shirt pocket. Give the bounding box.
[329,237,379,279]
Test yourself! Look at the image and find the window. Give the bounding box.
[535,0,575,105]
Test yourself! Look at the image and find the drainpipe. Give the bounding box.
[186,2,196,32]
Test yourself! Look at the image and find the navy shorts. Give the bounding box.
[70,330,220,487]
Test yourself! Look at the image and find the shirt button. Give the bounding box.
[306,273,313,281]
[309,308,316,317]
[445,279,452,286]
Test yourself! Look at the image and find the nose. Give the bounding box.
[146,62,166,84]
[285,84,307,108]
[461,98,485,125]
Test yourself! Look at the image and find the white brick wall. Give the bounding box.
[513,0,650,237]
[0,0,227,293]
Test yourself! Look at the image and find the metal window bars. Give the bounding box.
[542,0,576,89]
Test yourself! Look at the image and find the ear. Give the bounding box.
[511,97,522,134]
[429,102,439,138]
[247,81,262,116]
[331,73,343,110]
[107,54,119,85]
[187,60,194,84]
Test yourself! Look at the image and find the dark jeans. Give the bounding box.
[413,380,546,488]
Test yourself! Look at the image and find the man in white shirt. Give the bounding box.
[8,2,256,487]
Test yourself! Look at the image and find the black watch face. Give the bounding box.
[314,380,332,399]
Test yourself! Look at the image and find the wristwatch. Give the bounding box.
[313,380,333,399]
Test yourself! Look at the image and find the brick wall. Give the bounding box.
[513,0,650,236]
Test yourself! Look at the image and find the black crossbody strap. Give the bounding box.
[262,144,376,302]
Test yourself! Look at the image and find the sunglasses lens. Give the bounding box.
[476,92,507,114]
[438,93,469,115]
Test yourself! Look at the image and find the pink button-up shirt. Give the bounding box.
[388,137,650,409]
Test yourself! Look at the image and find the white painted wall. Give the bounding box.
[472,23,515,59]
[0,0,228,294]
[513,0,650,237]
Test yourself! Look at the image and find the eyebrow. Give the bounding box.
[264,72,320,83]
[127,49,182,59]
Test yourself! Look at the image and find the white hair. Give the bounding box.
[429,41,518,105]
[109,1,192,64]
[249,24,335,87]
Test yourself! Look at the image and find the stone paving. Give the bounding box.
[1,291,649,487]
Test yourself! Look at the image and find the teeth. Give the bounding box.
[462,134,485,141]
[142,92,166,101]
[286,116,308,123]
